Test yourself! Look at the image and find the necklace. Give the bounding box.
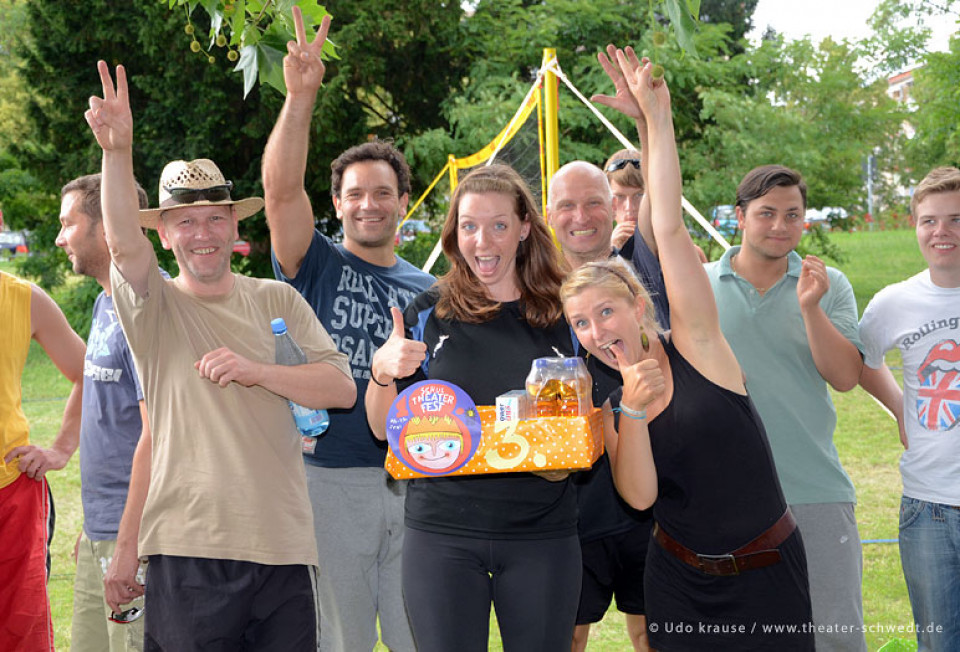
[731,254,768,295]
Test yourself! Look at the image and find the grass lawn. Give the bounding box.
[7,229,930,650]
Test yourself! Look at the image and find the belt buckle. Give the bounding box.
[696,553,739,576]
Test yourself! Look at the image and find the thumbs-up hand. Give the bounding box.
[370,306,428,386]
[612,345,665,416]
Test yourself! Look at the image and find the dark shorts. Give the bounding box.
[576,522,652,624]
[143,555,317,652]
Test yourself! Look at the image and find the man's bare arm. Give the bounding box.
[3,285,85,479]
[85,62,154,296]
[263,9,332,278]
[104,402,150,612]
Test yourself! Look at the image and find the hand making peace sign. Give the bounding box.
[85,60,133,152]
[283,6,332,96]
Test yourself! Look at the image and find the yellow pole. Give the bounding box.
[542,48,560,191]
[448,154,459,193]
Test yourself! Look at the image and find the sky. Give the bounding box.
[747,0,956,52]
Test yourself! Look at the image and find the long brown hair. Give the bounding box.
[435,164,566,328]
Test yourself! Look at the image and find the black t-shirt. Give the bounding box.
[398,288,579,539]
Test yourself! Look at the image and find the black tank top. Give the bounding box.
[613,336,787,554]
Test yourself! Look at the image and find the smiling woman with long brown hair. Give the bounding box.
[365,164,583,651]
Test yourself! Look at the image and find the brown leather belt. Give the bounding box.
[653,508,796,576]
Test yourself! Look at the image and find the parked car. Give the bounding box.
[0,230,29,257]
[804,207,849,231]
[803,208,826,230]
[395,219,431,245]
[710,205,738,237]
[232,240,251,256]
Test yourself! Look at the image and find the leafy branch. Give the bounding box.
[163,0,338,97]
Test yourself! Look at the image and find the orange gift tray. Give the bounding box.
[385,406,604,479]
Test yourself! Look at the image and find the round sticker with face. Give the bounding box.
[386,381,481,476]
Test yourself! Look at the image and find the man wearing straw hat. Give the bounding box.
[85,60,356,649]
[261,9,432,652]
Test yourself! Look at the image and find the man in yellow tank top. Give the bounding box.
[0,271,85,651]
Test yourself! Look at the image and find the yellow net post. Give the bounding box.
[448,154,459,193]
[542,48,560,192]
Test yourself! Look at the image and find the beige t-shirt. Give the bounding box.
[111,259,351,566]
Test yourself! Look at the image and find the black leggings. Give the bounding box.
[402,527,582,652]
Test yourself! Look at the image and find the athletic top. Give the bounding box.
[0,272,31,489]
[399,288,579,539]
[615,336,786,552]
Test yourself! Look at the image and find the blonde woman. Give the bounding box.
[561,49,813,650]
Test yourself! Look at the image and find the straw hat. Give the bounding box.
[138,159,264,229]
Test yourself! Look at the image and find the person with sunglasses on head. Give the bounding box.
[544,155,654,650]
[261,10,433,652]
[84,60,356,650]
[56,173,163,651]
[561,48,813,650]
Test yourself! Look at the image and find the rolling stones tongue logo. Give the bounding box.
[917,339,960,431]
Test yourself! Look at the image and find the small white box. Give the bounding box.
[496,390,531,423]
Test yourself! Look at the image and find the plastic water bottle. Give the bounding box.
[271,318,330,437]
[559,357,593,416]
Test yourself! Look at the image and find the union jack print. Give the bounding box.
[916,339,960,431]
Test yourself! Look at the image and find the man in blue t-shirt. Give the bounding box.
[56,173,152,651]
[262,12,433,652]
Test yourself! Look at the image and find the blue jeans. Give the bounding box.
[899,496,960,652]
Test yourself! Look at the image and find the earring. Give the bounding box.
[640,328,650,352]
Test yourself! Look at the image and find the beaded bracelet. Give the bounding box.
[616,404,647,421]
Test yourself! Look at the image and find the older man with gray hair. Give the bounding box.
[547,161,654,652]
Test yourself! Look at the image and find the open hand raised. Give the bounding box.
[613,46,672,122]
[283,6,332,96]
[85,61,133,152]
[591,44,647,123]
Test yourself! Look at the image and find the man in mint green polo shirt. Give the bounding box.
[705,164,866,652]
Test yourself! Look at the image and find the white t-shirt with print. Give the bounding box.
[860,270,960,505]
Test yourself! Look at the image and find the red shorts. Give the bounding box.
[0,473,54,651]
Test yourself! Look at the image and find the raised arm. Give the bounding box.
[4,285,85,478]
[593,45,654,255]
[263,7,332,278]
[85,62,154,297]
[797,257,864,391]
[618,50,743,389]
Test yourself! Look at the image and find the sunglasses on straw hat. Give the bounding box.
[138,159,264,229]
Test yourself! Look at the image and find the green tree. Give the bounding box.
[13,0,473,279]
[905,35,960,173]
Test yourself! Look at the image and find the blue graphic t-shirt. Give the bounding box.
[81,291,146,540]
[272,230,434,467]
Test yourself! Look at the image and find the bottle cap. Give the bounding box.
[270,318,287,334]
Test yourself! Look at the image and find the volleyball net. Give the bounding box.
[402,49,730,274]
